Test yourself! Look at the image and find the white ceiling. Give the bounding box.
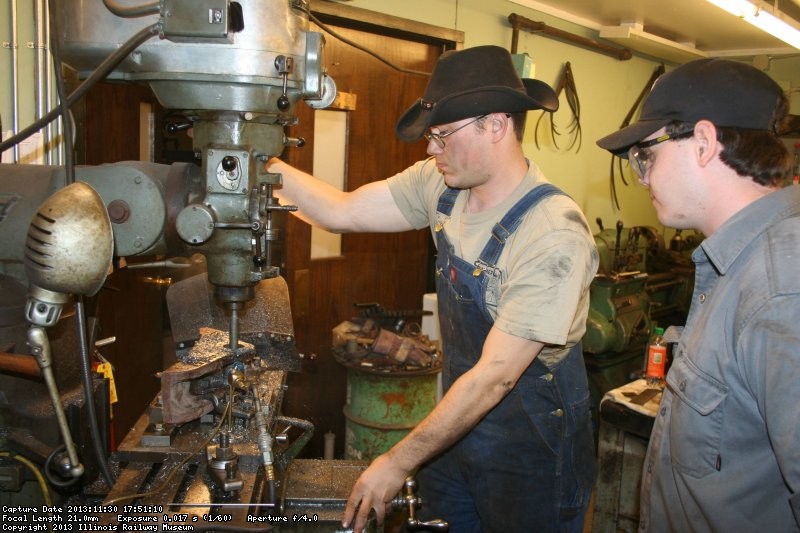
[509,0,800,62]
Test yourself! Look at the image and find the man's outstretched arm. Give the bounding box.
[266,158,413,233]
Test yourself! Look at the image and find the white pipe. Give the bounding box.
[44,3,61,165]
[34,0,48,163]
[11,0,20,162]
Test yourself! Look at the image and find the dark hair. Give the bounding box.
[666,92,791,187]
[510,111,527,141]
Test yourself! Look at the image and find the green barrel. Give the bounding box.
[343,366,440,461]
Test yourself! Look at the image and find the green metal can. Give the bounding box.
[343,366,440,461]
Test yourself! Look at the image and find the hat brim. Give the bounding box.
[396,79,559,143]
[596,119,670,157]
[523,79,559,112]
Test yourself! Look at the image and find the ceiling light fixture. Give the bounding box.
[706,0,800,49]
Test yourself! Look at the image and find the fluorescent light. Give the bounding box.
[706,0,800,49]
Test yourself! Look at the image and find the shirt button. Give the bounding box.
[542,373,554,382]
[699,293,706,303]
[679,381,686,391]
[661,407,666,416]
[552,408,564,417]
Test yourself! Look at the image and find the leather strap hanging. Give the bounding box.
[610,63,665,210]
[534,61,581,152]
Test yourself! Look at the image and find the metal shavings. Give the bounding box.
[178,328,254,365]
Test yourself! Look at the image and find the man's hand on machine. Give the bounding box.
[342,453,408,532]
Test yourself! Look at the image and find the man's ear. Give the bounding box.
[488,113,514,144]
[693,120,719,167]
[490,113,506,133]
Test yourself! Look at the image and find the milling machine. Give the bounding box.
[0,2,444,531]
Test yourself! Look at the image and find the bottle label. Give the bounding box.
[646,345,667,379]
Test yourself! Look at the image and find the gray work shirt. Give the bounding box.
[640,186,800,532]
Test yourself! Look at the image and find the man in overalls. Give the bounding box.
[268,45,598,532]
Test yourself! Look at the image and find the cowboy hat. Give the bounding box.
[396,45,559,142]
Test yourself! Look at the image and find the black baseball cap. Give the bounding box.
[597,58,785,156]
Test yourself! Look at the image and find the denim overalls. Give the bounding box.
[416,184,596,533]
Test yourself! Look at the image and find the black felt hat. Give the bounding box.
[597,58,785,156]
[395,45,559,142]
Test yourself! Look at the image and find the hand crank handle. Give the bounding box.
[405,518,449,532]
[392,477,450,532]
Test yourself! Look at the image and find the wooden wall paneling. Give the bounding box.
[82,82,161,164]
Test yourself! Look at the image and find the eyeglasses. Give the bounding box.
[424,115,486,149]
[628,128,695,179]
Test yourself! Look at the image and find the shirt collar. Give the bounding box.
[695,186,800,275]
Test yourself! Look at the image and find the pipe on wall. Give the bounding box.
[508,13,632,61]
[34,0,50,164]
[2,0,61,165]
[10,0,20,162]
[45,0,61,164]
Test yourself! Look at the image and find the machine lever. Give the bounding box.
[405,518,449,532]
[392,477,449,532]
[613,220,624,273]
[165,121,192,135]
[274,55,293,111]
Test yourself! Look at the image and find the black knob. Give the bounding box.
[165,122,191,135]
[222,156,237,172]
[285,137,306,148]
[277,95,291,112]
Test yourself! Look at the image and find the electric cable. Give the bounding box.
[0,451,53,507]
[307,12,431,77]
[48,0,74,184]
[75,297,116,486]
[0,22,159,155]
